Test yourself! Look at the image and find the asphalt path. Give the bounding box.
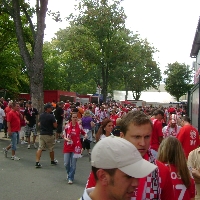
[0,133,92,200]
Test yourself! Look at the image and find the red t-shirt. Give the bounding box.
[4,106,12,121]
[165,164,195,200]
[177,125,199,158]
[7,110,21,132]
[110,114,118,127]
[150,119,163,151]
[86,154,175,200]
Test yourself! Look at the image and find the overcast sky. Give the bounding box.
[44,0,200,73]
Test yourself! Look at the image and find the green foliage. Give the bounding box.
[164,62,193,101]
[115,35,161,100]
[67,0,127,101]
[0,11,29,99]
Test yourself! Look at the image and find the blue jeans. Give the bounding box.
[64,153,77,181]
[11,132,19,151]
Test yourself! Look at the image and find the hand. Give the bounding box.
[192,168,200,177]
[84,134,88,139]
[8,132,12,136]
[26,120,29,124]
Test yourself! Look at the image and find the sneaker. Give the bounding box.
[11,156,20,160]
[33,143,37,149]
[68,180,73,184]
[55,140,61,143]
[35,162,42,168]
[51,159,58,165]
[3,148,8,158]
[27,144,30,149]
[21,140,27,144]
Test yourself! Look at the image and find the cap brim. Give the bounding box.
[119,159,157,178]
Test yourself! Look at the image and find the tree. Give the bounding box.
[0,11,29,98]
[164,62,193,101]
[69,0,127,101]
[53,26,99,92]
[116,36,161,100]
[1,0,48,113]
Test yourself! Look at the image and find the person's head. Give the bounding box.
[27,101,32,108]
[12,102,20,111]
[100,105,104,111]
[75,102,80,107]
[169,114,177,128]
[58,101,64,108]
[8,101,13,108]
[157,137,191,188]
[101,118,113,135]
[19,102,24,108]
[116,118,121,126]
[71,112,78,123]
[153,109,164,120]
[44,103,53,113]
[91,136,157,200]
[120,111,153,157]
[83,110,91,117]
[179,116,191,127]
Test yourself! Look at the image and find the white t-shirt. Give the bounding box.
[0,108,5,123]
[80,187,95,200]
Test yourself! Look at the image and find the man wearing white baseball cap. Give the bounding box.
[80,135,157,200]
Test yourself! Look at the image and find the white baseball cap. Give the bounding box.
[91,136,157,178]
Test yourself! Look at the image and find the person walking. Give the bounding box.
[3,101,12,138]
[0,102,5,132]
[150,109,164,158]
[81,110,95,155]
[63,112,87,184]
[3,102,21,160]
[54,101,64,143]
[162,113,181,138]
[24,101,38,149]
[86,111,175,199]
[177,116,199,159]
[158,137,195,200]
[35,103,58,168]
[81,136,157,200]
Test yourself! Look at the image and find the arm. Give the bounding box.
[53,121,57,129]
[191,168,200,179]
[24,113,29,124]
[7,121,12,136]
[80,125,87,138]
[157,121,163,144]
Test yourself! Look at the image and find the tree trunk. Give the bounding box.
[12,0,48,114]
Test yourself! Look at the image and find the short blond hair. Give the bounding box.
[83,110,91,117]
[116,118,121,126]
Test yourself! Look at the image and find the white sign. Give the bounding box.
[96,87,101,94]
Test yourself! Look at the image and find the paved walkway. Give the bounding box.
[0,132,92,200]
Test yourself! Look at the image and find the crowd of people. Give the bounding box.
[1,96,200,199]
